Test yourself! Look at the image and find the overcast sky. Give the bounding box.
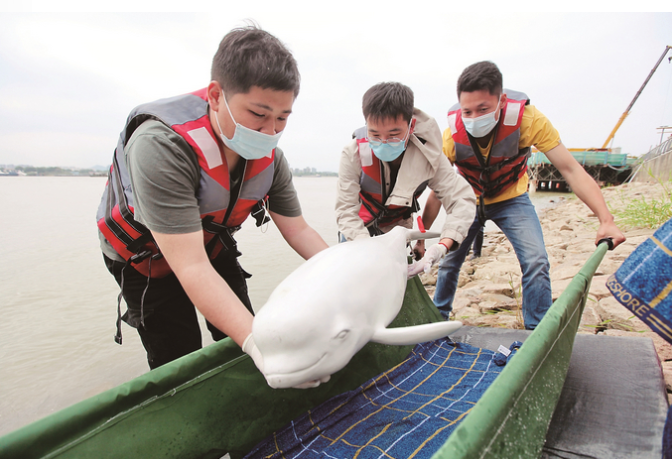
[1,5,671,171]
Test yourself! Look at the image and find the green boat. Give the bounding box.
[0,242,665,458]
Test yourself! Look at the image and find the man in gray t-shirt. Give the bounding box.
[97,26,328,384]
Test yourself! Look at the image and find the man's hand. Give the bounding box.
[596,220,626,249]
[408,241,450,277]
[412,240,426,260]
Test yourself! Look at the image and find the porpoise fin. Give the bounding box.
[406,229,441,242]
[370,321,463,346]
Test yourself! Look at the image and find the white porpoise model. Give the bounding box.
[252,226,463,389]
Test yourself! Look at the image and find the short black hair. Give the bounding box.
[211,24,300,98]
[362,82,414,124]
[457,61,503,98]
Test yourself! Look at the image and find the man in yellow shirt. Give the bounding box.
[418,61,625,329]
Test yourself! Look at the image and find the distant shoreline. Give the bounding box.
[0,166,107,177]
[0,174,109,177]
[0,172,340,178]
[292,172,338,178]
[1,167,338,178]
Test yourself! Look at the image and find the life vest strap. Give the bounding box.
[483,161,528,198]
[459,147,530,198]
[114,253,154,346]
[360,190,421,229]
[114,260,129,345]
[202,216,242,258]
[126,232,155,255]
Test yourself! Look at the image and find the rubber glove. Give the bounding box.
[408,243,447,277]
[242,333,264,373]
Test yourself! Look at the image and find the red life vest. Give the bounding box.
[353,127,427,234]
[447,89,531,198]
[96,88,274,278]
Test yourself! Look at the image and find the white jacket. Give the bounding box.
[335,108,476,242]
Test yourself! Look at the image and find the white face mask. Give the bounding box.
[214,94,282,160]
[463,100,500,138]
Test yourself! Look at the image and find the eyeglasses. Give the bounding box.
[366,119,412,147]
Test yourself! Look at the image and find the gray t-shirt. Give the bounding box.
[100,120,301,261]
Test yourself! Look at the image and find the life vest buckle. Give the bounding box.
[130,250,152,264]
[251,199,271,227]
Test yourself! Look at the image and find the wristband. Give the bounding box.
[438,241,450,252]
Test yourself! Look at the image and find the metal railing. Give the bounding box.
[628,137,672,182]
[638,137,672,164]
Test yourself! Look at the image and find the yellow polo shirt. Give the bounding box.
[443,105,561,205]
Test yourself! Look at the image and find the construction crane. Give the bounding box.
[602,45,672,149]
[530,46,672,190]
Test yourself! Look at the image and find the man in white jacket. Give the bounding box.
[335,82,476,276]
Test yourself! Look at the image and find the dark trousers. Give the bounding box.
[472,225,484,257]
[104,253,253,369]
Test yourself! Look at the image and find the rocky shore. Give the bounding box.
[419,181,672,401]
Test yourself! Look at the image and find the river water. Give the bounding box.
[0,176,569,436]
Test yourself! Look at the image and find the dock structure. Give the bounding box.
[528,149,637,191]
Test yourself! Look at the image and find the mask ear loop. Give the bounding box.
[260,199,270,233]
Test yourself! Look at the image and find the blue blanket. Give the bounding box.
[606,217,672,344]
[244,339,503,459]
[605,217,672,457]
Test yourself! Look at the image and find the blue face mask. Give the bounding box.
[367,119,412,162]
[214,94,282,160]
[370,142,407,162]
